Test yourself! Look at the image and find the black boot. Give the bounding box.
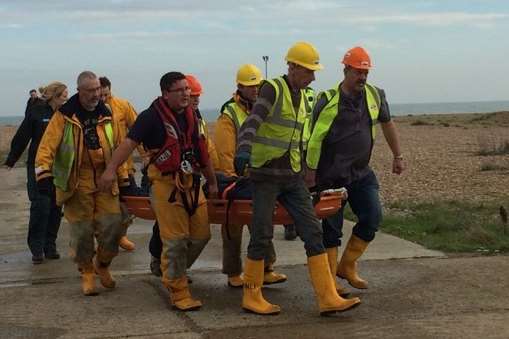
[284,224,297,240]
[32,254,44,264]
[44,246,61,259]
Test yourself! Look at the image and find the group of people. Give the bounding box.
[3,41,404,316]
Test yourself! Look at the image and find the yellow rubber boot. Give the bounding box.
[228,275,244,288]
[308,253,360,316]
[337,235,369,289]
[80,263,98,296]
[242,258,280,315]
[94,259,116,289]
[263,263,287,285]
[119,236,136,251]
[325,247,349,297]
[168,276,202,311]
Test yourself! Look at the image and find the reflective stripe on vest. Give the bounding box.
[302,87,315,150]
[53,120,115,191]
[306,83,381,170]
[53,122,75,191]
[250,77,307,172]
[222,102,249,133]
[104,122,114,149]
[199,118,206,136]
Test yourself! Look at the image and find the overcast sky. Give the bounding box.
[1,0,508,116]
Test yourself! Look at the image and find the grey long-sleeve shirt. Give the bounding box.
[236,76,304,182]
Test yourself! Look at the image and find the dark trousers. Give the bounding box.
[149,222,162,258]
[248,178,325,260]
[322,169,382,248]
[26,165,62,256]
[143,174,163,259]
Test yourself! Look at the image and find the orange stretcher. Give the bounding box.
[122,188,346,225]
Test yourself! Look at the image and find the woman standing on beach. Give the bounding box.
[3,82,68,264]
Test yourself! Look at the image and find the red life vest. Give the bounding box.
[151,97,209,175]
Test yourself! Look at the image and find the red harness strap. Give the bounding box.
[151,97,208,174]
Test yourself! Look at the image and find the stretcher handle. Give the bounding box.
[310,187,347,197]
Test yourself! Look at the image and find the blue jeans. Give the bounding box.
[248,178,325,260]
[26,165,62,256]
[322,169,382,248]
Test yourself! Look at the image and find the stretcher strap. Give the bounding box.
[222,181,238,240]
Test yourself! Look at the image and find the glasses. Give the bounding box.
[167,86,191,94]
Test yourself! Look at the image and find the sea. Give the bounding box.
[1,100,508,125]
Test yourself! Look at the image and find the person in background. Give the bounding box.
[306,46,404,295]
[25,89,43,116]
[99,76,142,251]
[4,82,68,264]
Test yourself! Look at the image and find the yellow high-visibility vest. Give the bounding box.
[251,77,307,172]
[306,83,380,170]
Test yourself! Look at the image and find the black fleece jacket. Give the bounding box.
[4,101,55,168]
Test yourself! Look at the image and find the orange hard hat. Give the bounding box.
[342,46,372,70]
[185,74,203,96]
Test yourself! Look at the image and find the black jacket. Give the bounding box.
[25,97,44,116]
[4,101,55,168]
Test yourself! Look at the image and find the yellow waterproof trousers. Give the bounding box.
[150,177,211,287]
[65,189,123,265]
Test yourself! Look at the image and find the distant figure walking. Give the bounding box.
[4,82,68,264]
[25,89,43,116]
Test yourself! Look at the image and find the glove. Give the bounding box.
[234,151,251,177]
[37,177,53,197]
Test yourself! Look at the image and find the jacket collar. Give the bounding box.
[59,93,111,119]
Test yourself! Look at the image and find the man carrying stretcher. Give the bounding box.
[233,42,361,315]
[98,71,217,311]
[215,63,287,288]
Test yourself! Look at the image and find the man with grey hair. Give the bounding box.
[35,71,125,296]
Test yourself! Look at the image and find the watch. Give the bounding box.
[394,155,403,160]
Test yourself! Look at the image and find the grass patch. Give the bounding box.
[480,161,509,171]
[344,200,509,253]
[410,120,433,126]
[477,140,509,156]
[470,112,497,123]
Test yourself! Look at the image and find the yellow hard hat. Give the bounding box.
[236,64,263,86]
[285,41,323,71]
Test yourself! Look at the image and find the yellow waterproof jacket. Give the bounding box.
[214,95,250,177]
[214,114,237,177]
[106,95,148,183]
[35,95,123,205]
[199,119,219,171]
